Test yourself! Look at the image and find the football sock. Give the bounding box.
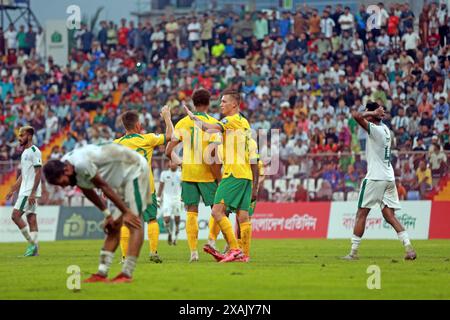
[186,212,198,252]
[122,256,137,278]
[29,231,38,245]
[120,225,130,259]
[148,220,160,254]
[20,227,33,244]
[217,216,239,250]
[208,216,220,241]
[398,231,411,247]
[164,220,171,237]
[98,250,114,276]
[350,234,361,255]
[239,221,251,256]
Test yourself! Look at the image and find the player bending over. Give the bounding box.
[114,106,173,264]
[43,143,151,283]
[184,89,259,263]
[166,88,222,262]
[343,102,417,261]
[158,160,183,245]
[6,126,42,256]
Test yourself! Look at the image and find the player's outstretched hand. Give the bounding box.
[103,215,117,234]
[251,188,258,202]
[160,105,171,119]
[374,106,385,118]
[28,193,36,206]
[123,210,142,230]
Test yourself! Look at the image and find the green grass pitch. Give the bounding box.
[0,239,449,299]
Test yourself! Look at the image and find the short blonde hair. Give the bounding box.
[19,126,35,136]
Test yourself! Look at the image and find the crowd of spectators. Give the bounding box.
[1,2,450,204]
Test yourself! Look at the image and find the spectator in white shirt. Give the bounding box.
[402,27,420,59]
[255,79,270,99]
[4,23,17,50]
[150,24,165,51]
[321,11,335,38]
[272,36,286,59]
[424,51,439,72]
[187,16,201,50]
[376,29,390,56]
[338,7,355,34]
[45,109,59,144]
[327,63,345,83]
[392,107,410,133]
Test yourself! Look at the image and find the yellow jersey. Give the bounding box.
[114,133,165,193]
[218,113,253,180]
[174,112,220,182]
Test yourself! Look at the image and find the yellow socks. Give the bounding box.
[148,220,160,254]
[239,221,252,257]
[217,216,239,250]
[208,216,221,241]
[120,225,130,258]
[186,212,199,252]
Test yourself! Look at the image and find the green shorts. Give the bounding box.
[143,193,157,223]
[181,181,218,206]
[214,175,252,212]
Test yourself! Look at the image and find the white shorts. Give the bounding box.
[123,164,152,217]
[14,195,38,215]
[358,179,401,211]
[161,199,184,218]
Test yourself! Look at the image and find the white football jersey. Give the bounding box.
[18,145,42,197]
[365,122,395,181]
[160,169,182,201]
[61,143,147,190]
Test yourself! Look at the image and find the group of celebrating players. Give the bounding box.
[5,88,416,284]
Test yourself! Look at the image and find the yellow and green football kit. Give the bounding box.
[174,112,220,253]
[114,132,165,259]
[213,113,254,254]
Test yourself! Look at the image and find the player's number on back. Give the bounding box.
[190,127,200,150]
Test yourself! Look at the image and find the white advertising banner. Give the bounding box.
[327,201,432,239]
[45,20,68,67]
[0,206,60,242]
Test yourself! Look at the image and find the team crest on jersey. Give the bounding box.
[221,118,228,124]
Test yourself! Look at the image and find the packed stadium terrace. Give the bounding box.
[1,2,450,205]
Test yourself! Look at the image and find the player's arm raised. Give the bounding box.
[352,106,384,133]
[183,104,223,132]
[6,175,22,200]
[161,105,174,141]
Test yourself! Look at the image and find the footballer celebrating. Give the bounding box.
[6,126,42,257]
[114,106,173,264]
[43,143,151,283]
[344,102,417,261]
[184,89,259,263]
[166,88,222,262]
